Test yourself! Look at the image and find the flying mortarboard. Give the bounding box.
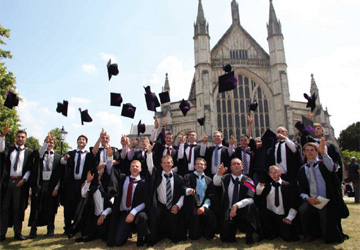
[218,64,237,93]
[137,120,146,136]
[197,117,205,126]
[303,93,317,112]
[261,129,277,149]
[4,91,19,109]
[121,103,136,119]
[159,91,170,104]
[79,108,93,125]
[56,100,68,117]
[248,101,258,112]
[179,99,191,117]
[107,59,119,81]
[144,86,160,111]
[110,93,123,107]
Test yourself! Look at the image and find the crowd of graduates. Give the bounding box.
[0,114,350,247]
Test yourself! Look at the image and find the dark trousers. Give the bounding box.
[188,209,217,240]
[353,179,360,203]
[259,209,296,241]
[1,178,23,236]
[220,206,256,242]
[30,181,56,233]
[298,201,327,238]
[113,211,149,246]
[148,202,183,243]
[64,180,82,232]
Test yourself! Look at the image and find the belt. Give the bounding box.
[10,176,22,179]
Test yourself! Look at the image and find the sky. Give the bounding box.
[1,0,359,149]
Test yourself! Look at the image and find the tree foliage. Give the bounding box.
[49,127,72,155]
[338,122,360,152]
[341,149,360,166]
[0,24,21,146]
[25,136,40,151]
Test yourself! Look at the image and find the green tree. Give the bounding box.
[25,136,40,151]
[0,24,21,146]
[49,127,72,155]
[341,149,360,167]
[338,122,360,152]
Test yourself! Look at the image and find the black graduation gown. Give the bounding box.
[0,146,33,224]
[28,150,63,227]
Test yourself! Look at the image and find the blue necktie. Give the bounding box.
[196,175,205,203]
[75,151,83,175]
[231,177,239,206]
[214,145,219,167]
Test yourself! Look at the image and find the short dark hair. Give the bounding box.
[17,130,27,137]
[77,135,88,143]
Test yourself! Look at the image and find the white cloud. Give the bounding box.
[17,97,45,140]
[82,64,98,75]
[94,111,127,140]
[70,97,91,104]
[147,56,194,100]
[288,45,360,137]
[99,52,118,63]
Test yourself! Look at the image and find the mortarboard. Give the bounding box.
[197,117,205,126]
[302,115,315,137]
[79,108,92,125]
[144,86,160,111]
[248,101,258,112]
[107,59,119,81]
[219,70,237,93]
[110,93,123,107]
[4,91,19,109]
[137,120,146,136]
[159,91,170,104]
[261,129,277,149]
[179,99,191,116]
[56,100,68,117]
[303,93,317,112]
[121,103,136,119]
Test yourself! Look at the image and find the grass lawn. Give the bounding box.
[1,199,359,250]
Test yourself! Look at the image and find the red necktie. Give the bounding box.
[167,146,171,155]
[126,177,134,208]
[188,144,195,162]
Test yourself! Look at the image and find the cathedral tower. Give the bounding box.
[194,0,213,136]
[267,0,294,135]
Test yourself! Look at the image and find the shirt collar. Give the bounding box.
[130,175,141,181]
[194,171,204,178]
[231,174,243,181]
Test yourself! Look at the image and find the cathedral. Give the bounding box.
[132,0,338,147]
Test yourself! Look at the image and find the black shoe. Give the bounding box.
[137,237,145,247]
[68,233,74,239]
[246,237,254,245]
[14,234,26,241]
[45,231,54,237]
[0,235,6,242]
[28,229,37,239]
[75,237,85,242]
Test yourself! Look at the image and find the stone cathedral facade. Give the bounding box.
[147,0,337,146]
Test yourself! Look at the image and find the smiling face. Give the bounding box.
[239,135,249,149]
[165,133,174,146]
[269,165,281,182]
[161,155,174,173]
[77,136,88,149]
[101,134,110,147]
[194,158,207,174]
[213,131,223,145]
[130,160,142,177]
